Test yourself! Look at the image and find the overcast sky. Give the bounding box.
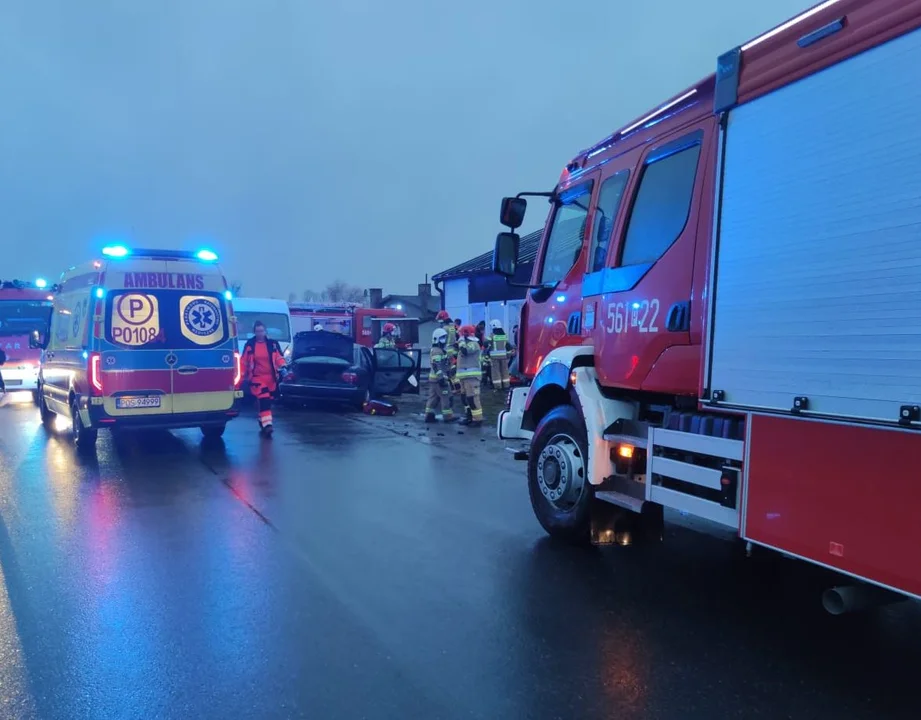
[1,0,810,298]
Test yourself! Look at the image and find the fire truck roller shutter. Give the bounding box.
[707,25,921,425]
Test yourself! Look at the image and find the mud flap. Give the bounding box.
[590,499,664,546]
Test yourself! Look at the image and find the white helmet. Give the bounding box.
[490,319,502,329]
[313,324,323,332]
[432,328,448,345]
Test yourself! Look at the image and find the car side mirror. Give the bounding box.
[493,232,520,278]
[29,329,47,349]
[500,197,527,230]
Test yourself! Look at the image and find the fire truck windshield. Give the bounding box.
[0,300,53,336]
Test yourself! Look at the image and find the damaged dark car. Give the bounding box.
[278,330,420,410]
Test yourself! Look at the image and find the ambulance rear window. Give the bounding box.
[106,290,229,349]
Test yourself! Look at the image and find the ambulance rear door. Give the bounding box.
[102,262,236,416]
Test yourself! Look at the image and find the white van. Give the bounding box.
[232,297,293,361]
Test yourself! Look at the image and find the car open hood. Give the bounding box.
[292,331,353,362]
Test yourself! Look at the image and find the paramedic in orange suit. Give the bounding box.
[241,320,287,436]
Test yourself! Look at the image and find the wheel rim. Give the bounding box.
[536,432,586,511]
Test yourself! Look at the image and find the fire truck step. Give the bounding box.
[595,491,644,513]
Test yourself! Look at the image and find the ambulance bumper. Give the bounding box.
[87,398,241,430]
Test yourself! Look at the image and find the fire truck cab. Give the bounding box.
[0,279,55,401]
[494,0,921,610]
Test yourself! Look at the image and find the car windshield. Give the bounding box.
[236,311,291,342]
[105,290,230,350]
[0,300,53,336]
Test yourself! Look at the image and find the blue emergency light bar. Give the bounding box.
[100,245,220,262]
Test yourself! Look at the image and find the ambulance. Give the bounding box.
[38,245,243,452]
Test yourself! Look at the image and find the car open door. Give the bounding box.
[371,348,421,396]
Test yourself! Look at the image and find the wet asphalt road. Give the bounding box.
[0,397,919,720]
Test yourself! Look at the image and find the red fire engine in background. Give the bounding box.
[494,0,921,613]
[0,279,56,402]
[288,302,419,350]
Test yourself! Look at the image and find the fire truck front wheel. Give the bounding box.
[527,404,591,544]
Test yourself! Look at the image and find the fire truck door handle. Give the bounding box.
[665,301,691,333]
[176,365,199,375]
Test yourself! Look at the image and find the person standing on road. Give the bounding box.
[241,320,287,436]
[436,311,461,414]
[486,319,511,391]
[424,328,456,424]
[456,324,483,427]
[375,322,397,349]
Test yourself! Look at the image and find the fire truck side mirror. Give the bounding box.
[493,232,520,278]
[500,197,527,229]
[29,329,47,350]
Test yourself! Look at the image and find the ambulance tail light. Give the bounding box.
[233,351,242,388]
[89,352,103,395]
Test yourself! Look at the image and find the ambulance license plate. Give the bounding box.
[116,395,161,409]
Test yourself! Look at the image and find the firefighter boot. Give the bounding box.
[424,413,437,423]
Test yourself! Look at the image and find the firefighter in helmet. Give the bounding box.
[241,320,288,436]
[456,324,483,426]
[424,327,456,423]
[376,322,397,349]
[313,323,324,332]
[436,310,461,407]
[487,318,511,390]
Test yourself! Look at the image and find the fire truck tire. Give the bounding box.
[527,403,591,545]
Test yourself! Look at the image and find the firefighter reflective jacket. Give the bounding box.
[429,345,450,382]
[488,332,508,359]
[376,336,396,349]
[445,324,458,358]
[455,337,481,380]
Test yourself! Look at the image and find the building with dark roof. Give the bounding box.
[432,229,542,334]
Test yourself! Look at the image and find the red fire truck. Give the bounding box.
[288,303,419,350]
[0,279,56,401]
[494,0,921,613]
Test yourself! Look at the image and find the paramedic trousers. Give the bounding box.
[490,357,510,390]
[250,376,277,428]
[425,379,454,420]
[461,377,483,423]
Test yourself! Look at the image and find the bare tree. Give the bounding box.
[324,280,365,303]
[287,292,297,303]
[229,280,243,297]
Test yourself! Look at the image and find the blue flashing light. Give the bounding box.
[224,290,233,301]
[195,249,218,262]
[35,278,47,289]
[546,316,554,324]
[102,245,130,258]
[95,288,105,299]
[82,351,88,360]
[632,302,640,310]
[556,294,566,303]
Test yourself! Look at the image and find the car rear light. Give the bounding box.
[233,351,242,387]
[89,352,103,395]
[342,371,359,384]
